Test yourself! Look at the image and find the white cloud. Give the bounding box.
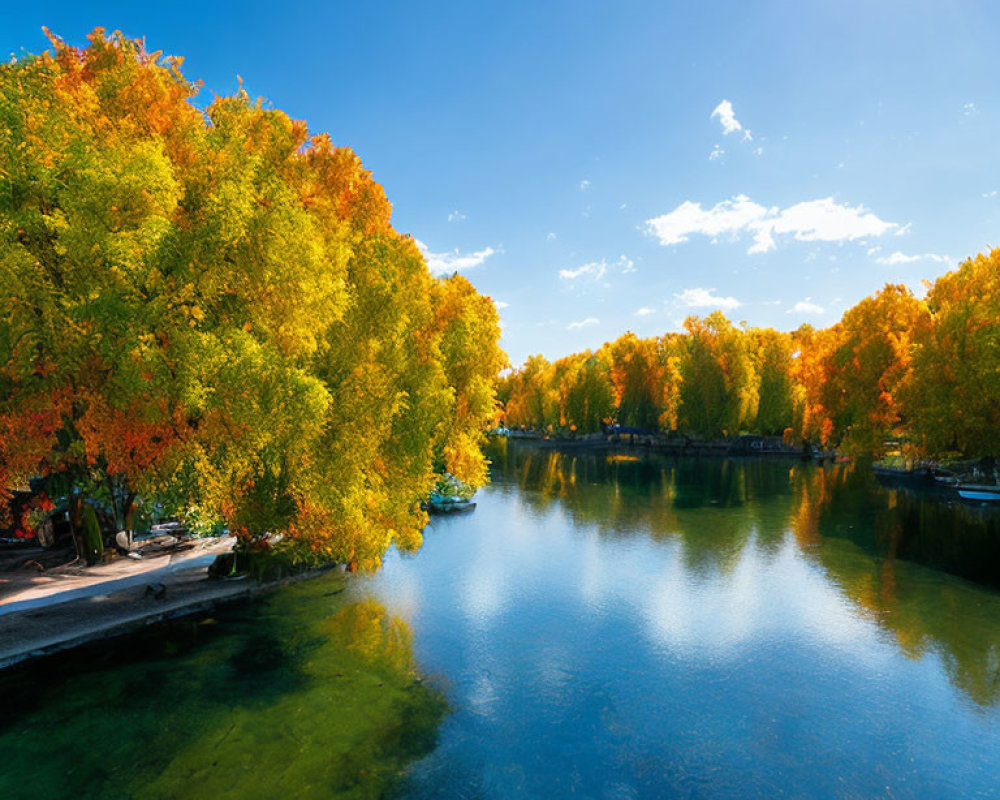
[675,287,741,310]
[546,232,557,241]
[711,99,750,139]
[964,102,977,116]
[709,144,724,161]
[559,261,608,281]
[579,179,591,191]
[983,190,997,199]
[447,209,466,222]
[647,195,768,247]
[617,255,636,274]
[560,255,634,281]
[567,317,599,330]
[415,239,497,276]
[634,307,656,316]
[645,195,898,254]
[789,299,824,314]
[494,300,509,309]
[874,251,951,266]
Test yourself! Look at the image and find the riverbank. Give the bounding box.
[499,430,832,459]
[0,537,334,669]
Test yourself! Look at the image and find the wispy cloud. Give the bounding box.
[711,99,750,139]
[874,251,951,266]
[675,287,741,310]
[579,179,591,191]
[415,239,497,276]
[963,102,978,116]
[559,261,607,281]
[617,255,636,274]
[546,232,557,241]
[709,144,724,161]
[789,299,824,314]
[634,307,656,316]
[559,255,634,281]
[646,195,897,254]
[447,209,466,222]
[494,300,509,309]
[567,317,600,330]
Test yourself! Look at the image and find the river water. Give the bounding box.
[2,441,1000,798]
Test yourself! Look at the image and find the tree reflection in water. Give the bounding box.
[491,440,1000,707]
[0,578,447,800]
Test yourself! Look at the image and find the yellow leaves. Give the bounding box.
[444,431,489,488]
[1,29,509,568]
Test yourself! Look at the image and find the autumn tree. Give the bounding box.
[0,29,504,567]
[750,327,798,436]
[501,354,556,430]
[679,313,759,438]
[432,274,508,487]
[812,285,927,452]
[562,352,614,433]
[607,333,664,430]
[906,251,1000,457]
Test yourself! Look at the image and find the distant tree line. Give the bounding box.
[500,251,1000,459]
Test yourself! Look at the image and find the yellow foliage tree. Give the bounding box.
[0,30,504,566]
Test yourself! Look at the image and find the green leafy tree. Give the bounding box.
[0,29,504,568]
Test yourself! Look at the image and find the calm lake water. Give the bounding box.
[3,441,1000,799]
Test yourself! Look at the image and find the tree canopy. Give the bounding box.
[0,29,505,566]
[501,256,1000,461]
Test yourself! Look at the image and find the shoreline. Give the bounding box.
[502,433,825,460]
[0,539,334,670]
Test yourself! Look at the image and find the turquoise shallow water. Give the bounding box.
[3,442,1000,798]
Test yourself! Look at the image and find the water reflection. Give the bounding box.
[4,443,1000,799]
[789,463,1000,707]
[489,441,1000,708]
[0,578,447,800]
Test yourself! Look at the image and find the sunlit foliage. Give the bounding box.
[806,284,927,454]
[0,29,504,565]
[502,256,1000,459]
[680,313,759,438]
[906,251,1000,456]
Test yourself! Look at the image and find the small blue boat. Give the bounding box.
[957,484,1000,503]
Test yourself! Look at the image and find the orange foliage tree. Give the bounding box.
[0,30,504,566]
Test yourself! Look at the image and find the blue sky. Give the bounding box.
[4,2,1000,365]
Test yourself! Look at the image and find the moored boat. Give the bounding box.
[932,469,960,486]
[427,492,477,514]
[957,484,1000,503]
[872,463,935,487]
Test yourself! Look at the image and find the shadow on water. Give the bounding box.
[0,573,448,800]
[490,439,1000,708]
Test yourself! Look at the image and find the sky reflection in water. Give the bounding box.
[2,444,999,799]
[358,443,1000,799]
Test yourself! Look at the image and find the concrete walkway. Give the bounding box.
[0,537,263,669]
[0,536,235,615]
